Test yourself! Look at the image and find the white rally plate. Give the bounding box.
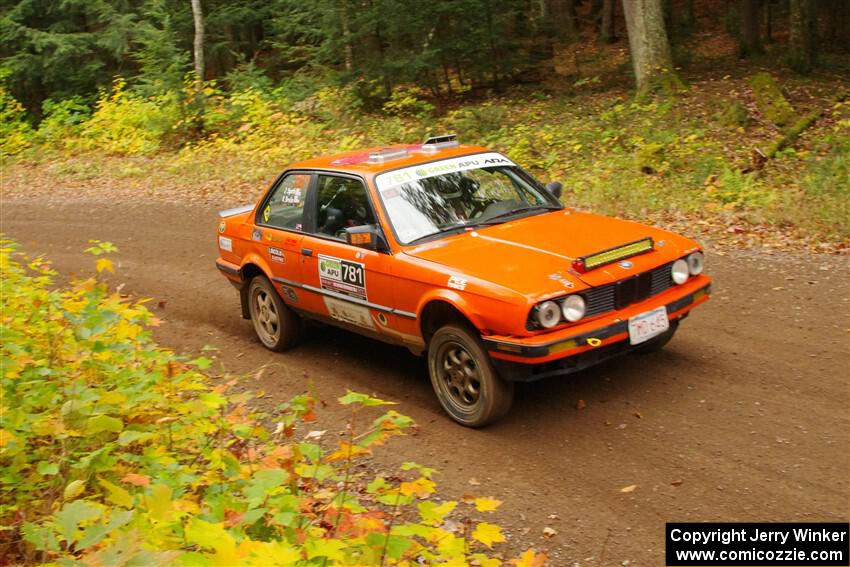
[628,306,669,345]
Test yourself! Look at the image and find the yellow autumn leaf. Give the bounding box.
[99,477,134,508]
[620,484,637,493]
[185,518,236,554]
[514,549,548,567]
[0,429,17,447]
[95,257,114,273]
[400,477,436,499]
[146,483,173,520]
[474,497,503,512]
[472,522,506,548]
[63,480,86,501]
[471,553,502,567]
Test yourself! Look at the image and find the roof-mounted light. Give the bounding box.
[421,134,459,152]
[367,148,409,163]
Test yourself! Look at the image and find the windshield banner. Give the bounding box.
[375,152,516,192]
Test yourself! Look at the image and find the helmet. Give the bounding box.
[433,173,477,200]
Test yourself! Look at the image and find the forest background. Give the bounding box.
[2,0,849,245]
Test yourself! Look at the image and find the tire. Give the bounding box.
[427,324,514,427]
[247,276,302,351]
[633,320,678,355]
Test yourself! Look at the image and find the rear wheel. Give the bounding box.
[428,324,514,427]
[248,276,301,351]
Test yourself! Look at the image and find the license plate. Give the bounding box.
[628,306,669,345]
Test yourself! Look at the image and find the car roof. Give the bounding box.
[287,143,492,178]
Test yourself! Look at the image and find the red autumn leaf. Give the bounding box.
[121,473,151,487]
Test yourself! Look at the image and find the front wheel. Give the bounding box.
[427,324,514,427]
[248,276,302,351]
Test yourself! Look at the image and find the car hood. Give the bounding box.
[402,210,695,299]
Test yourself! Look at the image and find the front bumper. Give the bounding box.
[483,275,711,370]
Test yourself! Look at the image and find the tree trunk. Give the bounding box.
[550,0,578,42]
[825,0,849,47]
[682,0,695,34]
[600,0,617,43]
[788,0,816,73]
[190,0,205,89]
[621,0,680,95]
[340,1,353,72]
[763,0,773,43]
[738,0,763,57]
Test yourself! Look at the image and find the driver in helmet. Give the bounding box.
[433,173,480,221]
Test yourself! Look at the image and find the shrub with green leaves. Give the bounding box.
[76,79,182,155]
[0,239,546,565]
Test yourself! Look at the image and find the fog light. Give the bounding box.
[671,259,689,285]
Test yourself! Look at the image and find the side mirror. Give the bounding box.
[546,181,563,199]
[345,225,389,252]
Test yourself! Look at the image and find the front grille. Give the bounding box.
[583,261,674,317]
[527,261,678,330]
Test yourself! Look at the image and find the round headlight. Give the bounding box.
[561,295,586,322]
[687,251,704,275]
[671,259,689,285]
[535,301,561,328]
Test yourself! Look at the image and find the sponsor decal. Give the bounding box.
[318,254,367,300]
[269,247,285,263]
[218,221,226,233]
[548,272,575,288]
[375,152,516,192]
[447,276,467,291]
[281,286,298,303]
[252,228,263,241]
[323,297,375,330]
[281,187,302,205]
[263,205,270,222]
[218,236,233,252]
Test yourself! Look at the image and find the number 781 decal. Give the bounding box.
[318,254,367,300]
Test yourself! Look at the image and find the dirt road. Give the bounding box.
[3,196,848,565]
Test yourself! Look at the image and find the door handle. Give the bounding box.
[301,248,313,257]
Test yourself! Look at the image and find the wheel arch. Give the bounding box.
[238,255,273,319]
[419,294,483,347]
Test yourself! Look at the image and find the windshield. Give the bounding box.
[374,152,561,244]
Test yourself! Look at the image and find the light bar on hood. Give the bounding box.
[572,237,654,273]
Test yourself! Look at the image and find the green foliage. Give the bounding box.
[382,87,435,119]
[749,72,796,127]
[716,100,752,129]
[0,80,33,155]
[0,240,544,565]
[36,97,91,146]
[76,79,183,154]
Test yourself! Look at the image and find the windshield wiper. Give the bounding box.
[479,204,561,224]
[407,205,560,245]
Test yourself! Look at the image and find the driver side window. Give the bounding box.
[313,175,376,240]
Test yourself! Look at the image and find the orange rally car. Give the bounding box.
[216,135,711,426]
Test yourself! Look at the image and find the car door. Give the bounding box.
[253,171,312,304]
[298,173,404,341]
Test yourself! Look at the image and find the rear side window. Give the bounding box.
[261,173,310,231]
[313,175,376,240]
